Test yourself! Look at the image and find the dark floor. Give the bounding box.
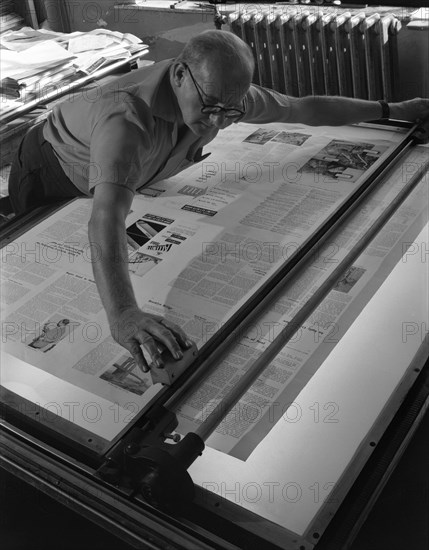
[1,408,428,550]
[349,405,429,550]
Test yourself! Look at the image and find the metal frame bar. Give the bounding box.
[0,421,240,550]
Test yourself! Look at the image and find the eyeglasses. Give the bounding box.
[185,64,245,119]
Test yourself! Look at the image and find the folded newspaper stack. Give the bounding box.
[0,28,148,117]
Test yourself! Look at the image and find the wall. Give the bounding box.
[42,1,428,96]
[43,0,214,61]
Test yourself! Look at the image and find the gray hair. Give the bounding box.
[177,30,254,81]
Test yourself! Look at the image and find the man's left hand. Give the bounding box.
[390,98,429,122]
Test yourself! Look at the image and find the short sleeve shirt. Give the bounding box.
[43,60,216,195]
[43,60,291,195]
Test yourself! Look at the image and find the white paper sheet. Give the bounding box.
[1,41,75,79]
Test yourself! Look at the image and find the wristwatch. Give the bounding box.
[378,100,390,119]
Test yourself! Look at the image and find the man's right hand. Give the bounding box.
[110,307,194,373]
[89,183,194,374]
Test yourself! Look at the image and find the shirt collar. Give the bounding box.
[137,59,219,154]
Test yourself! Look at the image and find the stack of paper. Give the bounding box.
[0,28,148,120]
[0,1,22,33]
[0,41,77,107]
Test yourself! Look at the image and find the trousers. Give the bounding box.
[8,122,84,214]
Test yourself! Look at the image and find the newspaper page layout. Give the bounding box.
[173,143,429,460]
[1,200,222,413]
[1,121,421,440]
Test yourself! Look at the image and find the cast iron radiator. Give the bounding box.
[228,7,401,101]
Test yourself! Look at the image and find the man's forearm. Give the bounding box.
[287,96,384,126]
[88,213,137,322]
[87,187,192,370]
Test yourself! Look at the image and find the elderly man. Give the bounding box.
[8,30,429,372]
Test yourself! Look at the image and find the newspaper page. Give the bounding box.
[174,144,429,459]
[134,122,405,218]
[1,121,420,440]
[1,201,222,412]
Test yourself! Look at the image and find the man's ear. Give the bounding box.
[172,62,186,87]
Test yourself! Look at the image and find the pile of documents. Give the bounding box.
[0,27,148,118]
[0,1,22,34]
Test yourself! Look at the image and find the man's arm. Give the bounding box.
[89,183,192,373]
[244,85,429,126]
[282,96,429,126]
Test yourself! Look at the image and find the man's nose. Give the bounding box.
[208,112,230,129]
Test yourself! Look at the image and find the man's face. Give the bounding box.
[174,62,250,137]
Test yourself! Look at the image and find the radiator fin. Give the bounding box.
[228,7,401,101]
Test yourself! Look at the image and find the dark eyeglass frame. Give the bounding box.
[185,64,245,119]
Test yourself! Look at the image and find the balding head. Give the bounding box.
[176,30,255,85]
[171,30,254,137]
